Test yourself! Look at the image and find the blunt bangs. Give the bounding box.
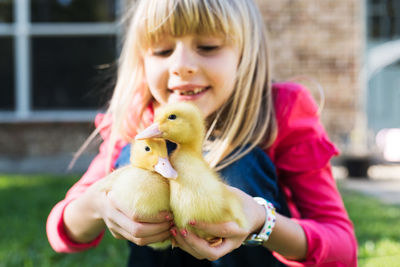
[137,0,241,48]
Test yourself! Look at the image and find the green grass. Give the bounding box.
[339,185,400,267]
[0,174,127,267]
[1,175,400,266]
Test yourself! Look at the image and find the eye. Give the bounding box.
[198,45,220,52]
[152,49,173,57]
[168,114,177,120]
[144,146,151,152]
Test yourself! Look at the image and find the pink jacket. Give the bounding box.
[46,82,357,266]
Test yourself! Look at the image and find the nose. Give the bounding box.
[170,44,198,79]
[172,65,196,77]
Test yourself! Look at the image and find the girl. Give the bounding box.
[47,0,357,266]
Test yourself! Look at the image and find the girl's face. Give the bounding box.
[143,34,240,117]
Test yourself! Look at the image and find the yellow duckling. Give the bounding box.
[136,102,248,246]
[97,138,177,249]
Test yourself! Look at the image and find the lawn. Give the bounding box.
[0,174,127,267]
[339,185,400,266]
[0,174,399,266]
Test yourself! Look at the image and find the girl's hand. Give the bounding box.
[170,186,266,261]
[96,189,173,246]
[171,221,248,261]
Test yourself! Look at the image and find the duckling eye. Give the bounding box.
[168,114,177,120]
[144,146,151,152]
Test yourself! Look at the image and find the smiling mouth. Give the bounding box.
[168,86,210,96]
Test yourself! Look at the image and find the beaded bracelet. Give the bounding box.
[243,197,276,246]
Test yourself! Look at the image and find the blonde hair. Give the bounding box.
[92,0,276,172]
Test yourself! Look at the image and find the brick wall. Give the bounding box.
[0,122,98,173]
[257,0,363,146]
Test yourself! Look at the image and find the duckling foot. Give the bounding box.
[171,238,178,249]
[206,237,223,247]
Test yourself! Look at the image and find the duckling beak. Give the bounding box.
[135,123,162,140]
[154,156,178,179]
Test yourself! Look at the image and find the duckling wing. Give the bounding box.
[170,156,227,222]
[170,154,248,231]
[110,167,170,220]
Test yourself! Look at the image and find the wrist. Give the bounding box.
[63,191,106,243]
[243,197,276,246]
[252,199,267,233]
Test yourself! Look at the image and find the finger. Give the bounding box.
[131,230,172,246]
[105,203,137,235]
[108,217,172,246]
[178,229,228,261]
[179,228,211,248]
[172,228,205,260]
[107,192,174,223]
[109,211,172,239]
[182,230,244,262]
[189,221,247,238]
[109,229,125,240]
[106,219,134,241]
[203,239,240,261]
[132,210,174,224]
[131,221,173,238]
[106,193,173,237]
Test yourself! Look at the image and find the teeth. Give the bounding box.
[173,87,208,96]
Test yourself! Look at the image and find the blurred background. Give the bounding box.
[1,0,399,176]
[0,0,120,173]
[0,0,399,265]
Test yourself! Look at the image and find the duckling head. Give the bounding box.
[136,102,205,152]
[130,139,178,179]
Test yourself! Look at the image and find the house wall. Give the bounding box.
[0,122,98,173]
[257,0,363,147]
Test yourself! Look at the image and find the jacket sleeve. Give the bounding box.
[267,82,357,266]
[46,114,126,253]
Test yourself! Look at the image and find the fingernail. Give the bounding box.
[189,220,196,225]
[170,221,175,227]
[170,228,177,237]
[165,214,171,220]
[180,229,188,237]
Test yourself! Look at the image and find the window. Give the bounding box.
[31,0,116,22]
[32,36,116,110]
[0,0,13,22]
[0,37,14,110]
[0,0,121,121]
[367,0,400,42]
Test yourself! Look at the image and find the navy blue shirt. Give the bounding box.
[114,142,290,267]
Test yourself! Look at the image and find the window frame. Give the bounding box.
[0,0,123,122]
